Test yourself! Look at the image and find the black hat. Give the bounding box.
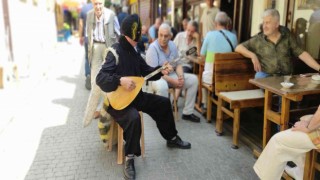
[121,14,141,42]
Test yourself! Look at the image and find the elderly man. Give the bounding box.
[235,9,320,78]
[146,23,200,123]
[200,11,237,110]
[174,20,200,73]
[83,0,117,126]
[96,14,191,180]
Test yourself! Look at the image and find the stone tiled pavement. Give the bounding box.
[0,41,259,180]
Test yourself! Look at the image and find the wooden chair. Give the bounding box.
[202,75,218,122]
[302,149,320,180]
[214,52,264,149]
[107,111,145,164]
[0,66,3,89]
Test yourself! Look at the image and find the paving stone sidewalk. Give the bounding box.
[0,41,259,180]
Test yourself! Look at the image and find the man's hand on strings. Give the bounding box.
[120,77,136,91]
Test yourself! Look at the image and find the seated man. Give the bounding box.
[254,105,320,180]
[173,20,201,105]
[235,9,320,79]
[200,11,237,110]
[96,14,191,180]
[174,20,200,73]
[146,23,200,123]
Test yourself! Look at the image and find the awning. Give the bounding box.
[129,0,137,4]
[57,0,84,9]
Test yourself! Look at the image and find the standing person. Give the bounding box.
[83,0,117,126]
[181,18,190,32]
[148,17,162,42]
[96,14,191,180]
[117,6,129,26]
[146,23,200,123]
[200,0,220,40]
[200,12,237,110]
[79,0,93,90]
[253,105,320,180]
[235,9,320,79]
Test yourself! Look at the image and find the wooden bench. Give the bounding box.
[214,52,264,149]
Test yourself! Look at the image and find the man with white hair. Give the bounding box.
[146,23,201,123]
[235,9,320,79]
[200,11,237,110]
[83,0,118,126]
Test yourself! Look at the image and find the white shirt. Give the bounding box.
[173,31,197,69]
[93,16,106,42]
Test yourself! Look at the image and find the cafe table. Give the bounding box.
[188,56,205,113]
[249,74,320,150]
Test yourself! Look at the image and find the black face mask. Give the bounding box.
[121,14,142,42]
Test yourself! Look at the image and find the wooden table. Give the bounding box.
[189,56,205,113]
[249,74,320,149]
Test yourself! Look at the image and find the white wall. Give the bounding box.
[251,0,265,36]
[0,1,7,66]
[8,0,57,77]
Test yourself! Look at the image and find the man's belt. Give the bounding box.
[93,40,105,44]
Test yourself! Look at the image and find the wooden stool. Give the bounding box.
[168,88,178,120]
[0,66,3,89]
[107,111,145,164]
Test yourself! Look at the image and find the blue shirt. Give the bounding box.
[200,29,238,84]
[200,30,237,62]
[148,25,157,40]
[146,40,179,68]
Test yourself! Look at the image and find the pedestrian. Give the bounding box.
[83,0,118,126]
[79,0,93,90]
[117,6,129,26]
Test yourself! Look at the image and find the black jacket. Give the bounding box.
[96,35,162,93]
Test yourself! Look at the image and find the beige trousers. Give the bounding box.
[83,43,106,126]
[253,129,316,180]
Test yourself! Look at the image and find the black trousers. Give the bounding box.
[107,92,178,156]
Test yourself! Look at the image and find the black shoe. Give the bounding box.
[182,114,200,122]
[167,135,191,149]
[85,75,91,90]
[124,159,135,180]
